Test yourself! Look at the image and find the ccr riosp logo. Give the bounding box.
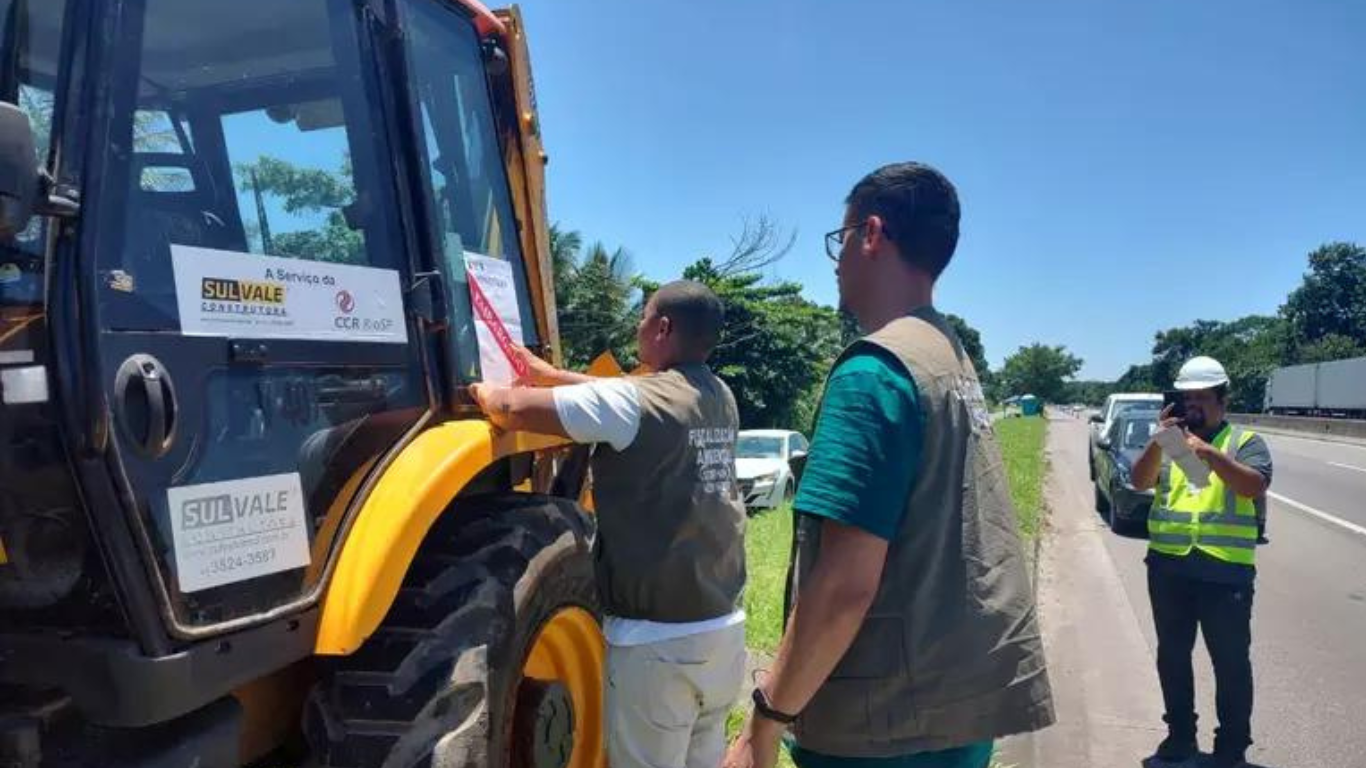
[336,289,355,314]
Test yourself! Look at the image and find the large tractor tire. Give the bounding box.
[306,494,605,768]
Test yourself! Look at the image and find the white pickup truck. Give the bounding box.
[1088,393,1163,480]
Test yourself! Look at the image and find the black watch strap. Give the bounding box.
[752,687,798,725]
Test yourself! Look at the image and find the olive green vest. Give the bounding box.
[1148,425,1259,566]
[591,363,747,623]
[791,309,1054,756]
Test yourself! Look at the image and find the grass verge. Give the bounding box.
[729,505,797,768]
[744,505,793,656]
[995,416,1048,541]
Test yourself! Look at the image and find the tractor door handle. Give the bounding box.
[114,354,178,458]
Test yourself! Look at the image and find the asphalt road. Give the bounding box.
[1006,416,1366,768]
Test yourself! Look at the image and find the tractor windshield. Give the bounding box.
[88,0,536,366]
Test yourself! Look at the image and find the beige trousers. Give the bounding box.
[606,624,747,768]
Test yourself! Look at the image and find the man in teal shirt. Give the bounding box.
[724,162,1051,768]
[784,352,991,768]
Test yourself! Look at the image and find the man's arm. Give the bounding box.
[765,520,887,710]
[724,522,887,768]
[469,377,641,450]
[468,384,571,437]
[1188,433,1269,498]
[1132,404,1183,491]
[724,351,919,768]
[1131,442,1164,491]
[511,345,596,387]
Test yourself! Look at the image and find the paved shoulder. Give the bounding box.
[999,418,1163,768]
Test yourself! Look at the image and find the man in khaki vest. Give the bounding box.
[470,280,747,768]
[725,163,1053,768]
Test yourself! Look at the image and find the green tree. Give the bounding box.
[556,241,640,368]
[1114,363,1157,393]
[1296,333,1365,364]
[1282,242,1366,353]
[1066,380,1117,406]
[680,258,841,431]
[945,313,989,377]
[998,343,1083,403]
[1144,315,1289,411]
[234,156,364,264]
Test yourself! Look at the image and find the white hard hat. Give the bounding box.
[1174,356,1230,390]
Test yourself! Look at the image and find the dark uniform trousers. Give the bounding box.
[1147,565,1254,751]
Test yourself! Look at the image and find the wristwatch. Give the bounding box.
[751,687,799,725]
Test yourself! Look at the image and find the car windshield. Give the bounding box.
[1118,417,1158,449]
[1114,401,1160,419]
[737,436,784,459]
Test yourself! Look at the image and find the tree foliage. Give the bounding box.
[945,313,989,379]
[552,234,641,369]
[1296,333,1365,364]
[998,343,1083,403]
[1282,242,1366,356]
[1114,363,1157,393]
[234,156,363,264]
[678,259,842,432]
[1065,380,1118,406]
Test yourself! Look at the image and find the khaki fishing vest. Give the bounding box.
[590,363,747,623]
[791,309,1054,756]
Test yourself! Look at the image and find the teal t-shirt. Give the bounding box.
[791,348,992,768]
[793,348,922,541]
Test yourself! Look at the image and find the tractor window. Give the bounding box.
[1,0,66,307]
[399,0,540,378]
[134,109,196,193]
[221,103,366,265]
[95,0,406,330]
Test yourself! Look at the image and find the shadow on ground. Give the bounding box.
[1142,756,1280,768]
[1092,499,1153,541]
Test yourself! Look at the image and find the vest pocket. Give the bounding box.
[798,678,877,744]
[829,616,907,679]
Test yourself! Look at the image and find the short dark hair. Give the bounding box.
[1213,383,1229,403]
[846,162,961,278]
[651,280,725,357]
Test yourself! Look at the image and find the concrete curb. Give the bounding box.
[1230,420,1366,448]
[1230,413,1366,443]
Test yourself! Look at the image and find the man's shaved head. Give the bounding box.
[640,280,725,365]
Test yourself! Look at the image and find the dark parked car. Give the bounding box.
[1094,412,1159,534]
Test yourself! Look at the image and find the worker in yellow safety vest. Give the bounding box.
[1132,356,1272,768]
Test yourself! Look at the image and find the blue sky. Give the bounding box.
[513,0,1365,379]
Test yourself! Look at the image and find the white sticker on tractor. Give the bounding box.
[170,245,407,344]
[167,472,312,593]
[464,251,525,386]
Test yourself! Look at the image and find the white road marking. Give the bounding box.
[1327,462,1366,474]
[1268,491,1366,538]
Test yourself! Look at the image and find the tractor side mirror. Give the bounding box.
[1088,413,1104,424]
[0,102,40,238]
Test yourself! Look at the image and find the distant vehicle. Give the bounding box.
[736,429,807,510]
[1088,393,1163,480]
[1093,411,1159,534]
[1264,356,1366,418]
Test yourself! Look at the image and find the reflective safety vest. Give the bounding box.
[1148,425,1260,566]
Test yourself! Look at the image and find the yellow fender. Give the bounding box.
[316,419,567,655]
